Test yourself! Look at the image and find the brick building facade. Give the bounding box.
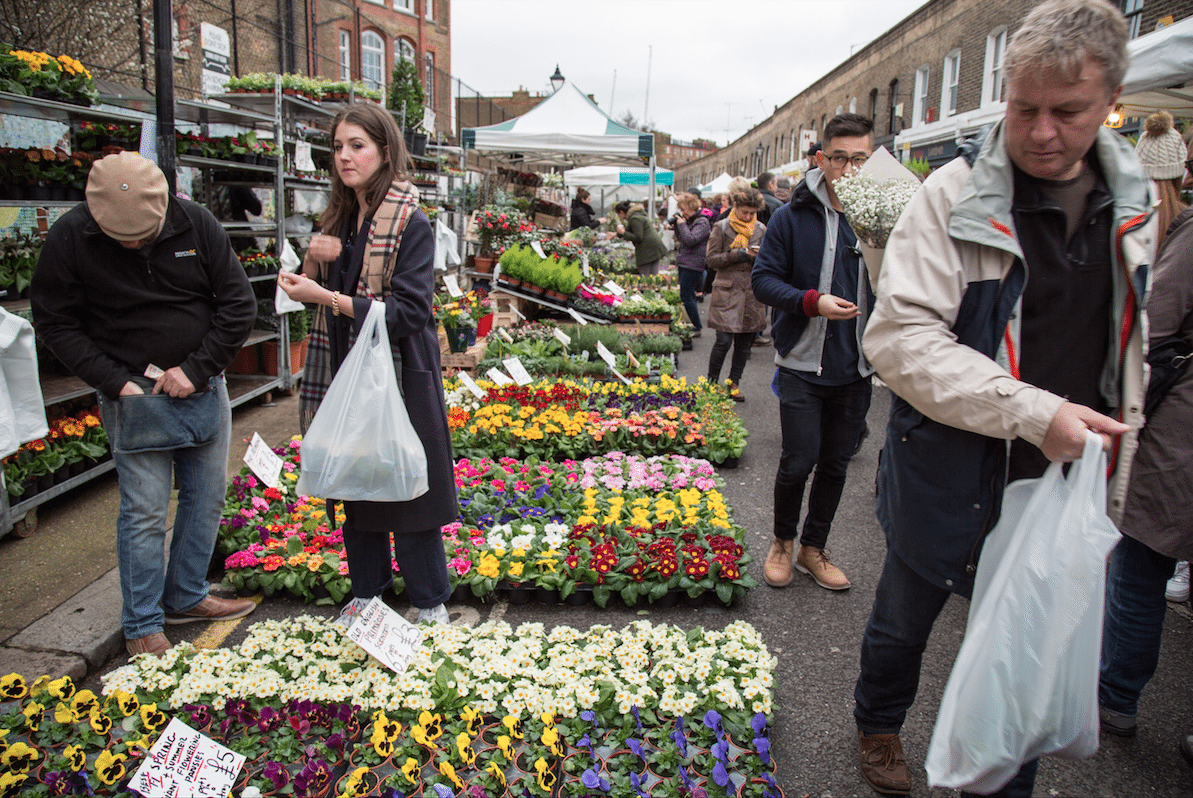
[674,0,1192,189]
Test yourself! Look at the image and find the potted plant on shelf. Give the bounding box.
[387,58,426,157]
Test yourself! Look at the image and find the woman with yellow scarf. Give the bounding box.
[705,187,768,401]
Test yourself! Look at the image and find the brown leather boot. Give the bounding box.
[796,545,851,590]
[858,729,911,795]
[126,632,171,658]
[763,538,794,587]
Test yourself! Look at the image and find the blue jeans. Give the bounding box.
[677,268,703,331]
[772,369,871,549]
[1099,534,1176,717]
[341,508,452,609]
[856,547,1039,797]
[98,377,231,639]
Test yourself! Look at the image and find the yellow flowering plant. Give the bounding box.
[0,46,100,105]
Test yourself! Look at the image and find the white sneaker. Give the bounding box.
[417,604,450,625]
[334,597,371,628]
[1167,561,1190,603]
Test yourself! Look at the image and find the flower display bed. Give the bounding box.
[24,617,782,797]
[218,446,757,607]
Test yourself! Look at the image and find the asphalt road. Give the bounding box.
[5,316,1191,797]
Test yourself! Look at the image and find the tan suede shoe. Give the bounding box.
[796,545,851,590]
[858,729,911,795]
[763,538,794,587]
[165,595,257,625]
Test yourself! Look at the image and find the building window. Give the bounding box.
[424,52,436,109]
[425,0,435,21]
[942,50,960,116]
[888,79,899,135]
[849,96,857,114]
[983,27,1008,106]
[361,31,384,92]
[914,65,931,124]
[338,30,351,81]
[869,89,879,123]
[395,38,415,68]
[395,0,413,11]
[1121,0,1144,38]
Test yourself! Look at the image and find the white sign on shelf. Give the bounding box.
[443,274,463,298]
[130,718,244,798]
[485,367,513,386]
[553,328,572,347]
[566,307,589,326]
[295,141,316,173]
[596,340,618,369]
[492,263,502,282]
[457,370,486,400]
[610,366,633,385]
[200,22,231,99]
[346,597,424,673]
[531,241,548,260]
[243,433,283,489]
[625,349,640,368]
[602,280,625,296]
[498,328,515,344]
[581,252,591,278]
[503,357,534,386]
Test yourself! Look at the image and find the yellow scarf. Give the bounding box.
[729,210,755,249]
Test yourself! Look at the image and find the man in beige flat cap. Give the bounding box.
[31,151,258,658]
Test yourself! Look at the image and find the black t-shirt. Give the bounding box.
[1008,160,1114,482]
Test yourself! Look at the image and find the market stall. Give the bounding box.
[1119,15,1193,114]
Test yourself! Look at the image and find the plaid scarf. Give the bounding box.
[299,182,420,432]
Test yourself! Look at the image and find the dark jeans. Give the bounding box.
[856,547,1039,798]
[677,268,704,330]
[1099,534,1177,717]
[708,332,754,384]
[703,267,716,294]
[772,369,871,549]
[341,507,452,609]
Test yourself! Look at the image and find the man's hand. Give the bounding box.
[1040,401,1131,462]
[817,293,861,320]
[153,367,196,398]
[119,381,145,397]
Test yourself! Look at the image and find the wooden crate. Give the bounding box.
[488,290,529,327]
[441,338,488,373]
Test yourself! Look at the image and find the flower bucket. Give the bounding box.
[444,327,471,354]
[477,313,493,339]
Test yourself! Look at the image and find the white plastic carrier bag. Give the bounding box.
[925,432,1121,793]
[296,302,429,502]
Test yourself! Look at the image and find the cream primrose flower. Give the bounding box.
[832,171,921,249]
[99,616,775,722]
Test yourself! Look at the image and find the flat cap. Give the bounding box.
[86,151,169,242]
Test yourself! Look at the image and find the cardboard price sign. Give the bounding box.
[346,597,424,673]
[130,718,245,797]
[243,433,282,489]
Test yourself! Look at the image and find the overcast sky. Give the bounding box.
[452,0,930,146]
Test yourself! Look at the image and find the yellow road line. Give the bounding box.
[192,594,263,650]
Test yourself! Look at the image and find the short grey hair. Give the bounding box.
[1004,0,1129,96]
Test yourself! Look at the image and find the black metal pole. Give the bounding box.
[152,0,177,193]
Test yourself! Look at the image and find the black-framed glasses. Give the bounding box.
[824,154,870,168]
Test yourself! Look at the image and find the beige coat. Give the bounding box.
[706,217,767,334]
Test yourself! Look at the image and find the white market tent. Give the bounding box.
[563,165,673,186]
[462,79,660,217]
[696,172,734,195]
[1119,16,1193,115]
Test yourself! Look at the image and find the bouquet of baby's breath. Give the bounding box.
[833,172,921,249]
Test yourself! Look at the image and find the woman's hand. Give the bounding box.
[305,234,343,266]
[278,270,330,305]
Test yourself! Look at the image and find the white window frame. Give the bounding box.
[849,96,857,114]
[913,64,931,124]
[425,0,435,21]
[1122,0,1144,38]
[361,31,384,92]
[395,38,415,68]
[338,29,351,81]
[424,52,436,108]
[982,27,1008,107]
[394,0,414,13]
[941,50,961,117]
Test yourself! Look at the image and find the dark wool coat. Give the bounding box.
[324,207,458,534]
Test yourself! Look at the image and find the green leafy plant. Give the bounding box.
[387,59,424,130]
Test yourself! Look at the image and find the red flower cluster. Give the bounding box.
[486,382,587,411]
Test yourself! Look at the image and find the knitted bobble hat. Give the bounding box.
[1135,111,1187,181]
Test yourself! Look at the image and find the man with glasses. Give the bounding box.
[751,113,875,593]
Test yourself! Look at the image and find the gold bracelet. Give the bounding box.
[331,291,341,316]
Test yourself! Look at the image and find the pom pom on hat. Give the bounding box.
[85,151,169,241]
[1135,112,1187,181]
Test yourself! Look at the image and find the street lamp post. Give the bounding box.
[550,65,565,93]
[755,143,764,177]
